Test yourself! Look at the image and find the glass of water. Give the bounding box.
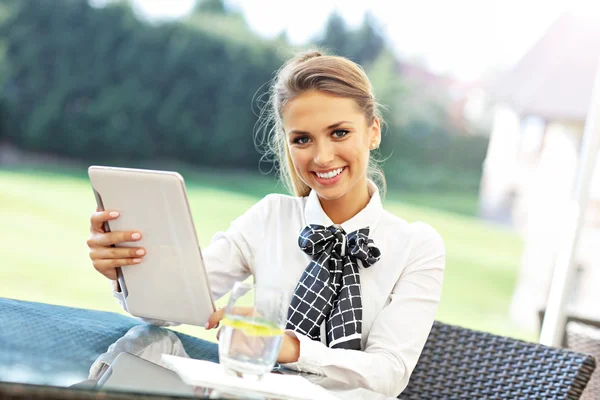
[218,281,289,379]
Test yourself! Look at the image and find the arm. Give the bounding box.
[280,224,445,397]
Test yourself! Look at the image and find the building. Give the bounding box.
[479,12,600,331]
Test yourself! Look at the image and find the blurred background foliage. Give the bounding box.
[0,0,489,196]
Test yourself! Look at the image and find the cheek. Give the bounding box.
[342,139,370,165]
[288,147,308,170]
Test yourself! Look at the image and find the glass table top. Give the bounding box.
[0,297,397,400]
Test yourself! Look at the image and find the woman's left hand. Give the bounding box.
[207,307,300,364]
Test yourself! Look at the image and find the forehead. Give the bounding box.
[281,91,363,131]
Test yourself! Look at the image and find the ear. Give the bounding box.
[369,117,381,150]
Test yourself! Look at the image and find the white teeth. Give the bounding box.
[316,167,344,179]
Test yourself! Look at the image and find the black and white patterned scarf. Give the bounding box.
[286,224,381,350]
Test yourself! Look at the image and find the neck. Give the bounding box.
[319,181,371,225]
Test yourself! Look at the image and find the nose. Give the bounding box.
[313,140,335,167]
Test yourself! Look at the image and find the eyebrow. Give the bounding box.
[288,121,353,135]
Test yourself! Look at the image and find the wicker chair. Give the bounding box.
[401,321,597,400]
[566,321,600,400]
[537,312,600,399]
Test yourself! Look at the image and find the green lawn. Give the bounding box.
[0,166,535,343]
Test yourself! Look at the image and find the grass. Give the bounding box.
[0,165,535,343]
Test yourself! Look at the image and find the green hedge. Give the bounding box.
[0,0,282,168]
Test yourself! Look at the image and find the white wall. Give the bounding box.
[509,121,595,331]
[478,104,523,224]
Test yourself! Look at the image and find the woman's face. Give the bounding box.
[282,90,380,201]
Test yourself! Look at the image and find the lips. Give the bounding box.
[311,167,346,186]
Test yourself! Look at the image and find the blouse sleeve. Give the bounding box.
[280,223,445,397]
[110,194,275,325]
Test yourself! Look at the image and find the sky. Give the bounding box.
[127,0,600,81]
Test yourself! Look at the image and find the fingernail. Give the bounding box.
[133,258,142,263]
[205,322,210,329]
[109,211,119,218]
[131,233,141,240]
[136,249,145,256]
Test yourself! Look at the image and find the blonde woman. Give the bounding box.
[86,51,445,397]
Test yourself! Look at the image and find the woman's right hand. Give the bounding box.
[87,210,146,280]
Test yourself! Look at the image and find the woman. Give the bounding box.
[86,50,445,397]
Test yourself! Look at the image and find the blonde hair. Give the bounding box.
[256,50,387,198]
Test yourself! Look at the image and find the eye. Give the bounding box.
[332,129,349,139]
[292,136,310,145]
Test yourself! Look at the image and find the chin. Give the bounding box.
[307,179,350,201]
[313,189,347,201]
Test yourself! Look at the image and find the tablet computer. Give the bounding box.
[88,166,215,326]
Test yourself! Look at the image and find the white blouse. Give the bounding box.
[111,182,445,397]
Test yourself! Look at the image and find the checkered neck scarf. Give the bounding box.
[286,224,381,350]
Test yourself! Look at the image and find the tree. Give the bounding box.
[367,49,405,127]
[316,11,351,56]
[315,11,386,67]
[0,0,283,168]
[194,0,227,14]
[350,12,386,67]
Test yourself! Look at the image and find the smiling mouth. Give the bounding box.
[313,167,345,179]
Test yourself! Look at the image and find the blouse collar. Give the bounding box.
[304,180,383,233]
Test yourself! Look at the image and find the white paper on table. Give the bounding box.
[161,355,338,400]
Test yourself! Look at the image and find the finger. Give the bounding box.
[229,331,261,358]
[207,306,256,330]
[96,267,118,281]
[93,258,142,279]
[207,308,226,330]
[88,231,142,247]
[89,246,146,260]
[90,210,120,233]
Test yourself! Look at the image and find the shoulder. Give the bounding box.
[229,193,305,239]
[378,212,446,277]
[254,193,306,212]
[236,193,305,222]
[409,220,445,252]
[379,210,445,256]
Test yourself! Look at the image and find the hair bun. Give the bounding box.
[296,50,323,63]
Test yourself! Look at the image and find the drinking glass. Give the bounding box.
[218,281,288,379]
